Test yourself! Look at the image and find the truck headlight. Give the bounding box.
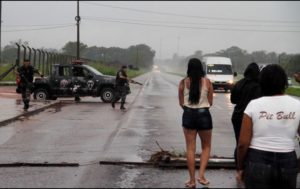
[228,80,234,84]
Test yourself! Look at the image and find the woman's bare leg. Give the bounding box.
[183,128,197,186]
[198,130,212,182]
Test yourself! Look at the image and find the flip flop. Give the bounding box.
[185,183,196,188]
[197,178,210,186]
[185,180,196,188]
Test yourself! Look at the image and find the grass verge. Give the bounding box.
[166,71,185,77]
[0,63,16,82]
[88,62,147,78]
[286,87,300,97]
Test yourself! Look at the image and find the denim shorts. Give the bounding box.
[182,107,213,131]
[244,148,298,188]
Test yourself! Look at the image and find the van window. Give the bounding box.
[207,64,233,75]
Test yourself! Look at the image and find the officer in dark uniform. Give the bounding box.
[72,67,84,102]
[16,59,43,110]
[112,65,130,110]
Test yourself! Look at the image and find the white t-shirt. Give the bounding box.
[244,95,300,153]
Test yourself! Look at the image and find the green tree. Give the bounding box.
[61,41,88,57]
[1,39,30,64]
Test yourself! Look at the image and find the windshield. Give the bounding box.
[207,64,233,75]
[83,65,103,76]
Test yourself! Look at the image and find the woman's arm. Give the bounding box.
[178,79,185,108]
[237,114,253,171]
[206,78,213,106]
[298,121,300,136]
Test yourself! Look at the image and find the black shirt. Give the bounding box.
[116,69,128,86]
[231,77,261,120]
[17,65,38,83]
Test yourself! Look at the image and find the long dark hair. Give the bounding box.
[187,58,205,104]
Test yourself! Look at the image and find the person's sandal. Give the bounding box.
[185,180,190,186]
[185,181,196,188]
[197,178,210,186]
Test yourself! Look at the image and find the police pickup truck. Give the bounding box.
[32,61,119,103]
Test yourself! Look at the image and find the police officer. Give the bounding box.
[16,59,43,110]
[72,67,83,102]
[112,65,130,110]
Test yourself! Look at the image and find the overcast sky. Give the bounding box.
[2,1,300,58]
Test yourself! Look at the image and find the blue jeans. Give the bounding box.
[244,148,298,188]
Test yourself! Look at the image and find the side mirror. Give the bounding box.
[233,72,238,77]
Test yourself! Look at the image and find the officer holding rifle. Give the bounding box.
[111,65,142,110]
[16,59,43,111]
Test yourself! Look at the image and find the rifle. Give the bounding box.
[130,79,143,86]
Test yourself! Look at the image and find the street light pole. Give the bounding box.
[75,0,80,60]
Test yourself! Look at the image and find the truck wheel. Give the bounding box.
[34,89,49,101]
[100,87,114,103]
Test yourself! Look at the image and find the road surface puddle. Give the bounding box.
[137,105,160,110]
[117,167,140,188]
[46,104,64,114]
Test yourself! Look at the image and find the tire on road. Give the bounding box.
[100,87,115,103]
[34,88,50,101]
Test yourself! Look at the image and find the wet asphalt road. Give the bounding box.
[0,71,299,188]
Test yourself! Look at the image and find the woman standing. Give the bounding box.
[178,58,214,188]
[237,64,300,188]
[230,63,261,166]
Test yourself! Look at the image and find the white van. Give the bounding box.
[202,56,236,92]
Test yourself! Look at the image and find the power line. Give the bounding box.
[83,16,300,28]
[81,2,300,24]
[2,23,74,28]
[83,18,300,33]
[2,24,75,32]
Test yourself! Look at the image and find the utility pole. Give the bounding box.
[0,1,2,63]
[159,38,162,60]
[135,47,139,68]
[177,36,180,56]
[75,0,80,60]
